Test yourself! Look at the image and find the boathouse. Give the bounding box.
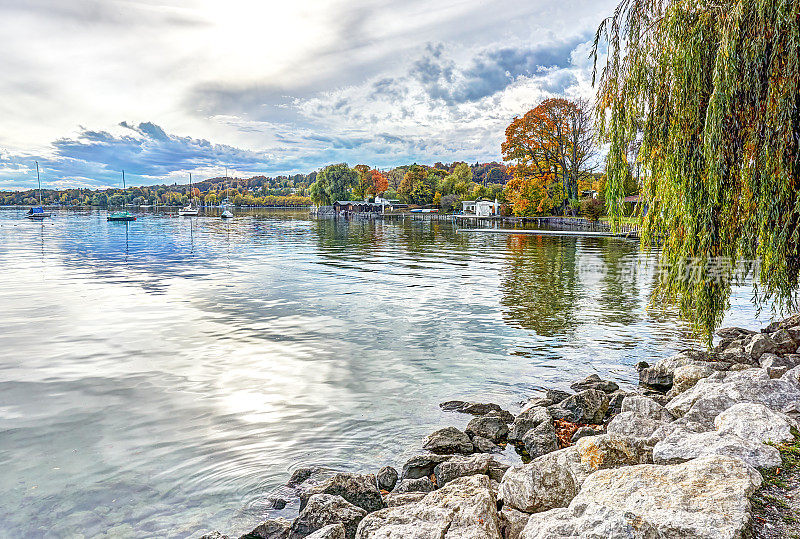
[462,199,501,217]
[333,200,385,215]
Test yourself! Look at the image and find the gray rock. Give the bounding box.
[265,497,288,510]
[375,466,397,492]
[383,492,425,507]
[546,389,571,404]
[400,453,450,480]
[487,459,510,483]
[621,395,673,421]
[653,430,781,469]
[638,351,710,390]
[719,344,752,364]
[666,368,800,428]
[522,420,559,458]
[499,434,651,513]
[670,364,716,396]
[201,533,229,539]
[570,426,603,443]
[423,426,474,455]
[392,477,434,494]
[289,494,366,539]
[547,389,609,424]
[787,325,800,343]
[607,411,667,439]
[242,518,291,539]
[716,326,756,340]
[771,329,797,353]
[305,524,345,539]
[508,406,550,443]
[522,456,762,539]
[570,374,620,394]
[440,401,514,422]
[433,453,492,486]
[714,402,798,444]
[355,475,501,539]
[763,313,800,333]
[288,467,330,487]
[471,435,503,453]
[465,415,509,443]
[782,364,800,389]
[606,390,628,416]
[299,473,383,513]
[746,333,778,359]
[499,507,530,539]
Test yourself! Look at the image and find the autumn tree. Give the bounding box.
[369,169,389,196]
[502,98,596,216]
[399,164,436,205]
[352,164,372,200]
[438,163,476,199]
[595,0,800,341]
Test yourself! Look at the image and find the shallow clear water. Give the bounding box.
[0,208,770,537]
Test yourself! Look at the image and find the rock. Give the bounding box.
[760,352,800,373]
[606,411,667,439]
[288,467,329,487]
[666,368,800,428]
[289,494,366,539]
[770,329,797,353]
[716,326,756,340]
[714,402,798,444]
[719,344,752,364]
[440,401,514,423]
[768,365,790,378]
[383,492,425,507]
[621,395,673,422]
[400,453,450,480]
[524,456,761,539]
[787,325,800,343]
[783,364,800,389]
[240,518,290,539]
[299,473,383,513]
[306,524,346,539]
[606,390,628,416]
[547,389,609,424]
[570,426,603,443]
[201,533,229,539]
[670,364,716,396]
[423,427,474,455]
[508,406,550,443]
[433,453,492,486]
[522,420,559,458]
[499,507,530,539]
[746,333,778,359]
[265,497,288,510]
[375,466,397,492]
[471,435,503,453]
[487,459,510,483]
[521,504,662,539]
[763,313,800,333]
[653,430,781,469]
[392,477,434,494]
[355,475,501,539]
[570,374,620,394]
[499,434,650,513]
[545,389,571,404]
[465,415,509,443]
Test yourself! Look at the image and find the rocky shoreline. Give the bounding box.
[202,315,800,539]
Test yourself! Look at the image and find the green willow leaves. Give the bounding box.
[594,0,800,342]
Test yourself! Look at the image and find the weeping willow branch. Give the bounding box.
[594,0,800,343]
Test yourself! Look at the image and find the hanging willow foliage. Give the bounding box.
[594,0,800,342]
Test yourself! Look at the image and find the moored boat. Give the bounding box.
[108,211,136,222]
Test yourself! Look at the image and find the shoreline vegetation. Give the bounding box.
[200,314,800,539]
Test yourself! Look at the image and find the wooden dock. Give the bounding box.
[457,228,637,238]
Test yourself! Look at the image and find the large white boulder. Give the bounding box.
[521,456,762,539]
[714,402,798,444]
[653,430,781,469]
[355,475,501,539]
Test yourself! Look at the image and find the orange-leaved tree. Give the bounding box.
[502,98,596,216]
[369,169,388,196]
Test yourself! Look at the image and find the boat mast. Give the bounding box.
[35,161,42,205]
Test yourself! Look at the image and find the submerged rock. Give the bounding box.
[289,494,366,539]
[423,426,474,455]
[355,475,501,539]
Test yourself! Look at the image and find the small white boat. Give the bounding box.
[221,209,233,219]
[178,206,199,216]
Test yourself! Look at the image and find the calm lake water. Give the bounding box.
[0,208,770,537]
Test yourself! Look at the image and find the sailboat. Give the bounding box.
[220,170,233,218]
[108,170,136,221]
[178,173,199,216]
[25,161,52,220]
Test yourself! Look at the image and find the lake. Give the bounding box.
[0,208,769,537]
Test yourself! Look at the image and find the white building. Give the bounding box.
[463,199,501,217]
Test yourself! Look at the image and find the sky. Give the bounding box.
[0,0,617,190]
